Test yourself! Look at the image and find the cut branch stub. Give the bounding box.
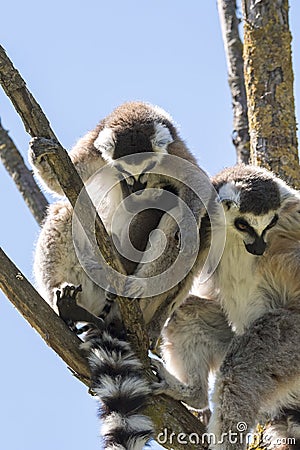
[0,123,48,225]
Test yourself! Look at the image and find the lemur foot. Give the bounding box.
[56,284,104,333]
[29,137,61,163]
[151,358,177,396]
[151,358,207,409]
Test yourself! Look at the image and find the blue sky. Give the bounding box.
[0,2,299,449]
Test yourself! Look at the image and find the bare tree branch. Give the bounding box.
[0,122,48,225]
[0,247,91,384]
[217,0,250,164]
[0,44,207,448]
[242,0,299,187]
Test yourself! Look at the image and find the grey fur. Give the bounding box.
[157,165,300,449]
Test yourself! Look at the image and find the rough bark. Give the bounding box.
[242,0,299,187]
[242,3,299,449]
[0,45,207,449]
[217,0,250,164]
[0,123,48,225]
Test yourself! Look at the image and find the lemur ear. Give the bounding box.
[277,180,300,202]
[151,122,173,153]
[219,198,238,211]
[217,183,240,210]
[94,128,115,162]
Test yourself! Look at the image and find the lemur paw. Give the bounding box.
[56,284,82,318]
[150,358,171,395]
[56,284,104,332]
[29,137,60,164]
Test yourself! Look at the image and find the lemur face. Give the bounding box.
[223,203,278,255]
[93,102,176,196]
[213,165,298,256]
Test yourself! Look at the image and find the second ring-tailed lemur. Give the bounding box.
[31,101,212,450]
[154,164,300,449]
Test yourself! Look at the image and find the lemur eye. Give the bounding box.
[114,163,131,177]
[265,214,279,231]
[234,218,249,232]
[127,176,135,186]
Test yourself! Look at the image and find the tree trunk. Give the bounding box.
[242,0,299,187]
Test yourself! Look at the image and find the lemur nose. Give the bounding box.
[132,179,147,194]
[245,237,267,256]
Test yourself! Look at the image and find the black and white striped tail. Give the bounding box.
[81,330,154,450]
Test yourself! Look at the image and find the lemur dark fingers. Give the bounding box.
[56,284,104,331]
[29,137,61,163]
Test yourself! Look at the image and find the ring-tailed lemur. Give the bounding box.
[154,165,300,449]
[31,101,212,450]
[31,101,208,319]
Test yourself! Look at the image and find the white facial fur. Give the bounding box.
[218,182,241,206]
[218,182,279,241]
[93,122,174,189]
[93,127,115,163]
[94,121,173,167]
[151,122,173,153]
[115,159,155,178]
[224,205,278,240]
[277,177,299,201]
